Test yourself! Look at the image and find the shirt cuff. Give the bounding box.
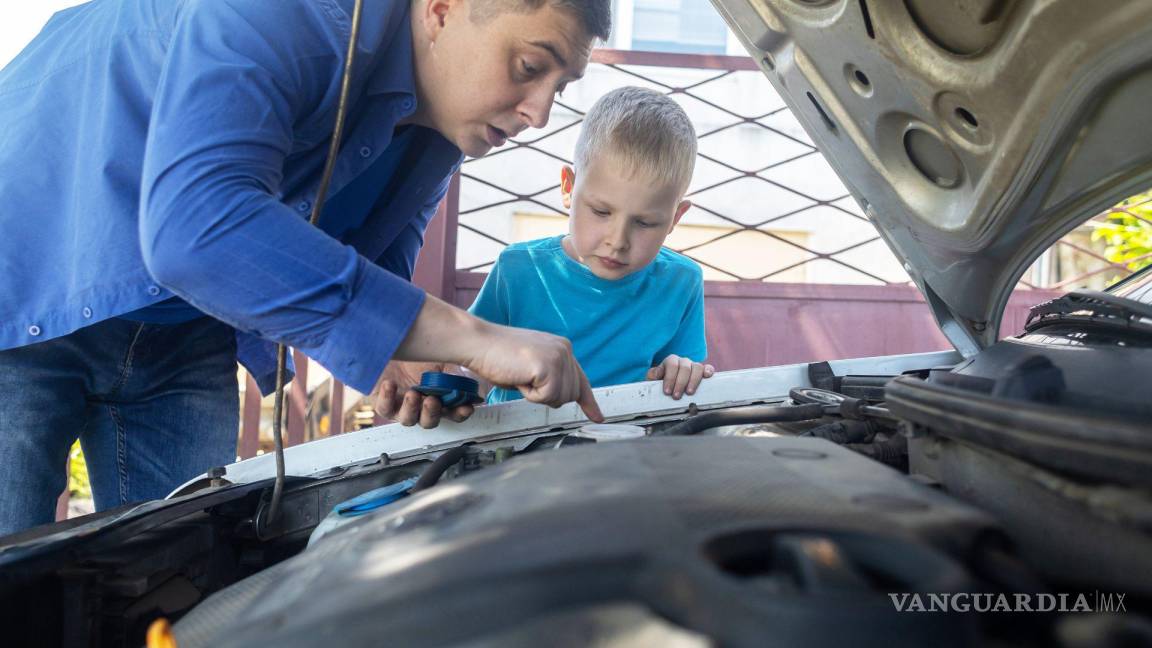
[309,258,426,393]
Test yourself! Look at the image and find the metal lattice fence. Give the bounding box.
[1022,192,1152,291]
[454,50,907,285]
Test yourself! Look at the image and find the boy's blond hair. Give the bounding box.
[574,86,697,195]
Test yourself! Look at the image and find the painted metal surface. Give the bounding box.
[175,349,960,494]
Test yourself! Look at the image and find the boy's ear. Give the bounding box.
[672,199,692,227]
[560,165,576,210]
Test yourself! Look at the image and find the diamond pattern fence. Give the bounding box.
[1022,192,1152,292]
[455,49,903,285]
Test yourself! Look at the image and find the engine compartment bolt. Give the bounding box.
[207,466,227,488]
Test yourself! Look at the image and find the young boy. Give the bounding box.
[469,86,715,403]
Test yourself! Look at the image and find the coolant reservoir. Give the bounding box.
[571,424,646,441]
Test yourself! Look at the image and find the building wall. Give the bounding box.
[451,271,1062,371]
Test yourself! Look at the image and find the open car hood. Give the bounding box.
[711,0,1152,355]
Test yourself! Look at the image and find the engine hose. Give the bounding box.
[651,403,826,437]
[846,434,908,469]
[267,0,365,526]
[803,419,877,444]
[410,446,469,493]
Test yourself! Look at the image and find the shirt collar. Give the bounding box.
[366,0,417,100]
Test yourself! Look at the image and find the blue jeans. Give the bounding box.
[0,317,238,536]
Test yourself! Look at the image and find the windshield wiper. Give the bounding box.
[1024,290,1152,335]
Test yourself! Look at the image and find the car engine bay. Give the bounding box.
[2,283,1150,647]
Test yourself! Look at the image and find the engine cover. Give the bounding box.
[176,437,1004,647]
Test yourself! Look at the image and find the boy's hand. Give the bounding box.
[647,355,715,399]
[373,361,475,429]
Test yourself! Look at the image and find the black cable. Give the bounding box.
[267,345,288,525]
[410,446,469,493]
[650,403,826,437]
[267,0,365,526]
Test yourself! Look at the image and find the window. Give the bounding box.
[631,0,729,55]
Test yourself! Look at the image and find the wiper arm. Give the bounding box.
[1025,290,1152,334]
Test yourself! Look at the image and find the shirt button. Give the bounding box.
[147,285,161,296]
[297,200,311,212]
[359,146,372,158]
[82,307,93,318]
[28,325,41,336]
[402,98,414,111]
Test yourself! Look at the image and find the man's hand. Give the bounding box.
[646,355,715,399]
[373,361,475,428]
[393,295,603,423]
[465,326,604,422]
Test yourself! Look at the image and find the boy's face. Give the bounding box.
[561,153,692,280]
[413,0,592,158]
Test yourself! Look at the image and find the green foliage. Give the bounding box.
[1092,191,1152,274]
[68,441,91,500]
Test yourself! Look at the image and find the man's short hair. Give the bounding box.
[575,86,697,194]
[470,0,612,41]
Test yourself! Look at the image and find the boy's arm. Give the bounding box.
[648,268,712,399]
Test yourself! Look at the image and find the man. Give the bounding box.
[0,0,609,535]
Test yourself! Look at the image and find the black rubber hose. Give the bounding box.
[410,446,469,493]
[651,403,826,437]
[846,434,907,469]
[803,420,876,444]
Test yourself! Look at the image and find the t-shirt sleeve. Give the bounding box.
[468,253,510,326]
[654,265,707,364]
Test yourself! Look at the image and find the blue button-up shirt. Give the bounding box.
[0,0,463,394]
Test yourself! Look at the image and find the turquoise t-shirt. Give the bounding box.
[468,236,707,403]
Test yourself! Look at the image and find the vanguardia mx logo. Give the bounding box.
[888,591,1127,613]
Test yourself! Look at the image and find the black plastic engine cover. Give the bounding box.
[925,331,1152,420]
[176,437,1003,648]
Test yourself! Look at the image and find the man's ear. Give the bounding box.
[419,0,454,44]
[672,199,692,227]
[560,165,576,210]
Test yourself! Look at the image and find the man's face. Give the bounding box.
[414,0,592,158]
[561,153,691,281]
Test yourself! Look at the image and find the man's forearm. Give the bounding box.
[393,295,604,422]
[393,295,492,368]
